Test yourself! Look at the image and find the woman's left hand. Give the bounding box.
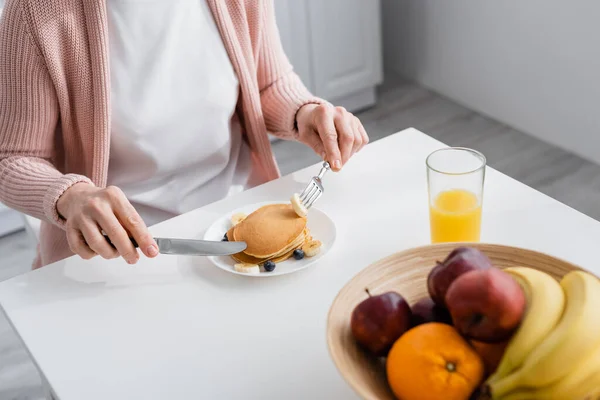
[295,103,369,172]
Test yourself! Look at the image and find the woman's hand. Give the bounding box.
[57,183,159,264]
[295,103,369,171]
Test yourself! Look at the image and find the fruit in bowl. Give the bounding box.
[470,339,510,379]
[445,268,526,342]
[386,323,484,400]
[484,269,600,399]
[350,290,412,357]
[328,244,600,400]
[427,247,493,307]
[410,297,453,327]
[486,267,565,383]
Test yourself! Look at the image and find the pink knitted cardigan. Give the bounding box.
[0,0,324,268]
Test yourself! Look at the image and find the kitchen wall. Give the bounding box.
[382,0,600,165]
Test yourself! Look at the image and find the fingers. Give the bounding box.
[66,226,96,260]
[298,103,369,170]
[61,184,156,264]
[357,117,369,150]
[79,218,120,260]
[333,107,355,165]
[79,194,122,260]
[314,105,343,171]
[97,211,139,264]
[106,186,158,258]
[353,116,369,153]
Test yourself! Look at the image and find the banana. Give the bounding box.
[500,343,600,400]
[290,193,308,218]
[302,240,322,257]
[586,379,600,400]
[486,267,565,385]
[230,212,247,226]
[488,270,600,398]
[234,263,260,274]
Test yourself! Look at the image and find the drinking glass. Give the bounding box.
[426,147,486,243]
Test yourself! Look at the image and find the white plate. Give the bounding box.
[203,201,336,277]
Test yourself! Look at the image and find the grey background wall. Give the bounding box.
[382,0,600,165]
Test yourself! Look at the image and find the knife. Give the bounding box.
[103,234,247,256]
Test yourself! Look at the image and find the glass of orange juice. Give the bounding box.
[426,147,486,243]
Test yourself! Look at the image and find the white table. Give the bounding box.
[1,128,599,400]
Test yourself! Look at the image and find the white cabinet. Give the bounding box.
[274,1,313,92]
[275,0,383,112]
[0,203,24,237]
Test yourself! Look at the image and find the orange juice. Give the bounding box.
[429,189,481,243]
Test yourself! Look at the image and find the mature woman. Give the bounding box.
[0,0,368,268]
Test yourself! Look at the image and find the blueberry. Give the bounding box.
[293,249,305,260]
[222,233,228,242]
[263,261,276,272]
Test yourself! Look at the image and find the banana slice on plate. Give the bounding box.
[230,212,247,226]
[234,263,260,274]
[302,240,322,257]
[290,193,308,218]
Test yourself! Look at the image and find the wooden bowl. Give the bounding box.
[326,243,584,400]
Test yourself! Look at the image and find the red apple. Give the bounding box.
[410,297,453,327]
[470,339,510,378]
[445,268,526,342]
[427,247,493,307]
[350,290,412,357]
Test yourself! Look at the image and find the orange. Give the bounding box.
[386,322,484,400]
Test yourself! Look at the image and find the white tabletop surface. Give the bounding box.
[2,128,600,400]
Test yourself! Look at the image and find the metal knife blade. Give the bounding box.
[154,237,246,256]
[103,234,246,256]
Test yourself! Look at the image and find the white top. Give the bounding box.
[2,129,600,399]
[106,0,251,227]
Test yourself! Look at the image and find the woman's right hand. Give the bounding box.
[57,183,159,264]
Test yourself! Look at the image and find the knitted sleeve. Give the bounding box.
[0,1,92,227]
[255,0,327,139]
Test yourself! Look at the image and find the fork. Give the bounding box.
[299,161,330,210]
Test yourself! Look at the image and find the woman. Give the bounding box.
[0,0,368,268]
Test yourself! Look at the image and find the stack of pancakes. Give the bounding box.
[227,204,311,265]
